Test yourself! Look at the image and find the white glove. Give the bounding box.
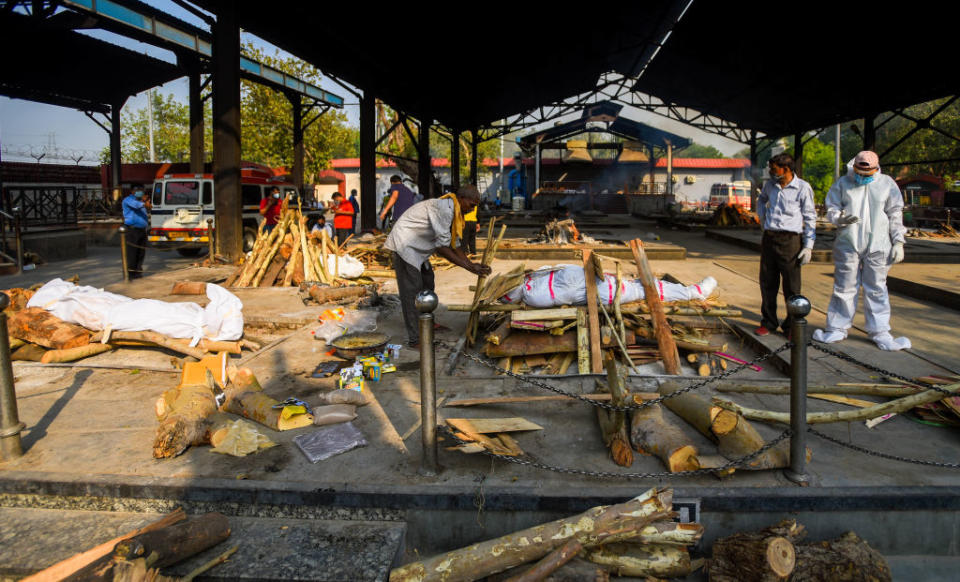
[891,242,905,264]
[839,211,859,226]
[797,247,812,265]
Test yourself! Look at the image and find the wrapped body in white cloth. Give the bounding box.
[498,265,718,308]
[27,278,244,344]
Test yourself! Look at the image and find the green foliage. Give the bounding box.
[430,132,503,181]
[116,44,358,180]
[788,138,835,204]
[679,143,725,158]
[873,97,960,181]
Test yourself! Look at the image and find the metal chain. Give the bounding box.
[808,426,960,469]
[439,425,792,479]
[808,342,953,395]
[437,338,791,412]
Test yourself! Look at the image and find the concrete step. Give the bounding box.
[0,507,405,581]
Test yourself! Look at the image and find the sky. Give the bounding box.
[0,1,747,165]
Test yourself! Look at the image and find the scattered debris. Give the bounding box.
[709,203,760,226]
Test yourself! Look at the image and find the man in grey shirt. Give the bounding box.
[384,185,490,347]
[756,152,816,337]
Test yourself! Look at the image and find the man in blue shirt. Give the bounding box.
[348,189,360,232]
[756,153,816,337]
[122,184,151,278]
[379,175,416,227]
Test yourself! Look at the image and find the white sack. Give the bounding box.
[502,265,717,308]
[322,253,365,279]
[27,278,244,342]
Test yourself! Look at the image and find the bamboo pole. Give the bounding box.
[283,222,301,286]
[713,382,960,424]
[467,220,506,345]
[300,215,316,282]
[715,384,922,397]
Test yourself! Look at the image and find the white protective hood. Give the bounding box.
[825,160,906,255]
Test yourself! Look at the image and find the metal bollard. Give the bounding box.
[785,295,811,485]
[118,225,129,283]
[0,293,25,461]
[416,290,439,476]
[206,218,215,259]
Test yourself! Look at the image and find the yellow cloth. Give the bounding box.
[440,193,465,249]
[463,207,477,222]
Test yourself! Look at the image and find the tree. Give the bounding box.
[119,91,210,163]
[789,138,835,204]
[679,143,725,158]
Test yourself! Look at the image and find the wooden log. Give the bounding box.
[584,543,692,578]
[714,381,960,424]
[629,240,682,374]
[257,255,286,287]
[597,357,633,467]
[486,319,512,345]
[444,393,659,407]
[238,219,283,287]
[504,538,583,582]
[631,327,725,354]
[222,367,313,431]
[582,250,603,373]
[629,402,699,472]
[708,519,805,582]
[8,307,90,349]
[389,488,675,582]
[8,337,25,350]
[687,352,713,377]
[40,343,113,363]
[112,512,231,569]
[791,531,891,582]
[91,331,207,360]
[577,308,590,374]
[559,352,575,375]
[657,381,801,470]
[467,220,507,345]
[170,281,207,295]
[300,215,317,282]
[486,330,636,359]
[12,343,48,361]
[20,509,186,582]
[510,308,578,322]
[153,375,219,459]
[492,558,609,582]
[307,284,367,304]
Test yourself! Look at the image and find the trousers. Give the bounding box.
[125,226,147,278]
[759,230,802,331]
[463,221,477,255]
[825,249,891,334]
[393,252,435,344]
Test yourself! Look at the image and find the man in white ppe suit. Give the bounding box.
[812,151,910,351]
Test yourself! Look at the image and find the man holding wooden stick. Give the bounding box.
[385,185,490,347]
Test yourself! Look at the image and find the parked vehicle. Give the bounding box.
[708,181,752,210]
[148,163,308,255]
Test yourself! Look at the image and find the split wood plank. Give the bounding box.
[576,307,590,374]
[629,239,682,375]
[446,417,543,434]
[510,307,578,322]
[582,249,603,374]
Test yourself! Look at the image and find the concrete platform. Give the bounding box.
[1,218,959,572]
[706,227,960,264]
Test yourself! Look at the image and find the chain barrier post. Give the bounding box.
[0,293,25,461]
[785,295,811,485]
[416,290,439,476]
[118,225,129,283]
[206,218,215,260]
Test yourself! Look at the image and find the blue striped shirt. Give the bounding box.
[757,176,816,249]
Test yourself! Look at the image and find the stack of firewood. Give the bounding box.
[390,488,705,581]
[709,203,760,226]
[226,203,359,288]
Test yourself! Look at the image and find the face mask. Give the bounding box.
[854,173,876,186]
[273,192,280,199]
[769,168,783,181]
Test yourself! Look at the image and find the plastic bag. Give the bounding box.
[313,308,379,343]
[322,253,365,279]
[312,404,357,426]
[317,389,369,407]
[293,421,366,463]
[209,419,276,457]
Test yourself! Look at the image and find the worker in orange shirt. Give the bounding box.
[330,192,355,246]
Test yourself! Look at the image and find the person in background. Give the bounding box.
[755,153,816,338]
[122,183,151,279]
[379,175,416,226]
[331,192,355,245]
[813,151,910,351]
[462,196,478,256]
[348,189,360,232]
[311,214,334,239]
[384,185,490,347]
[260,186,283,233]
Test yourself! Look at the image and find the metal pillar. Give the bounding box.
[834,124,841,179]
[418,119,432,199]
[206,218,215,259]
[665,140,673,197]
[648,145,656,194]
[863,116,876,151]
[110,99,124,202]
[534,144,541,199]
[793,132,804,177]
[450,129,461,191]
[749,131,759,211]
[0,293,23,462]
[469,129,478,187]
[212,1,242,261]
[290,95,305,195]
[416,290,439,476]
[785,295,811,485]
[118,225,129,282]
[189,68,205,174]
[359,97,377,230]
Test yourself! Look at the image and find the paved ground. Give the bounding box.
[1,223,959,572]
